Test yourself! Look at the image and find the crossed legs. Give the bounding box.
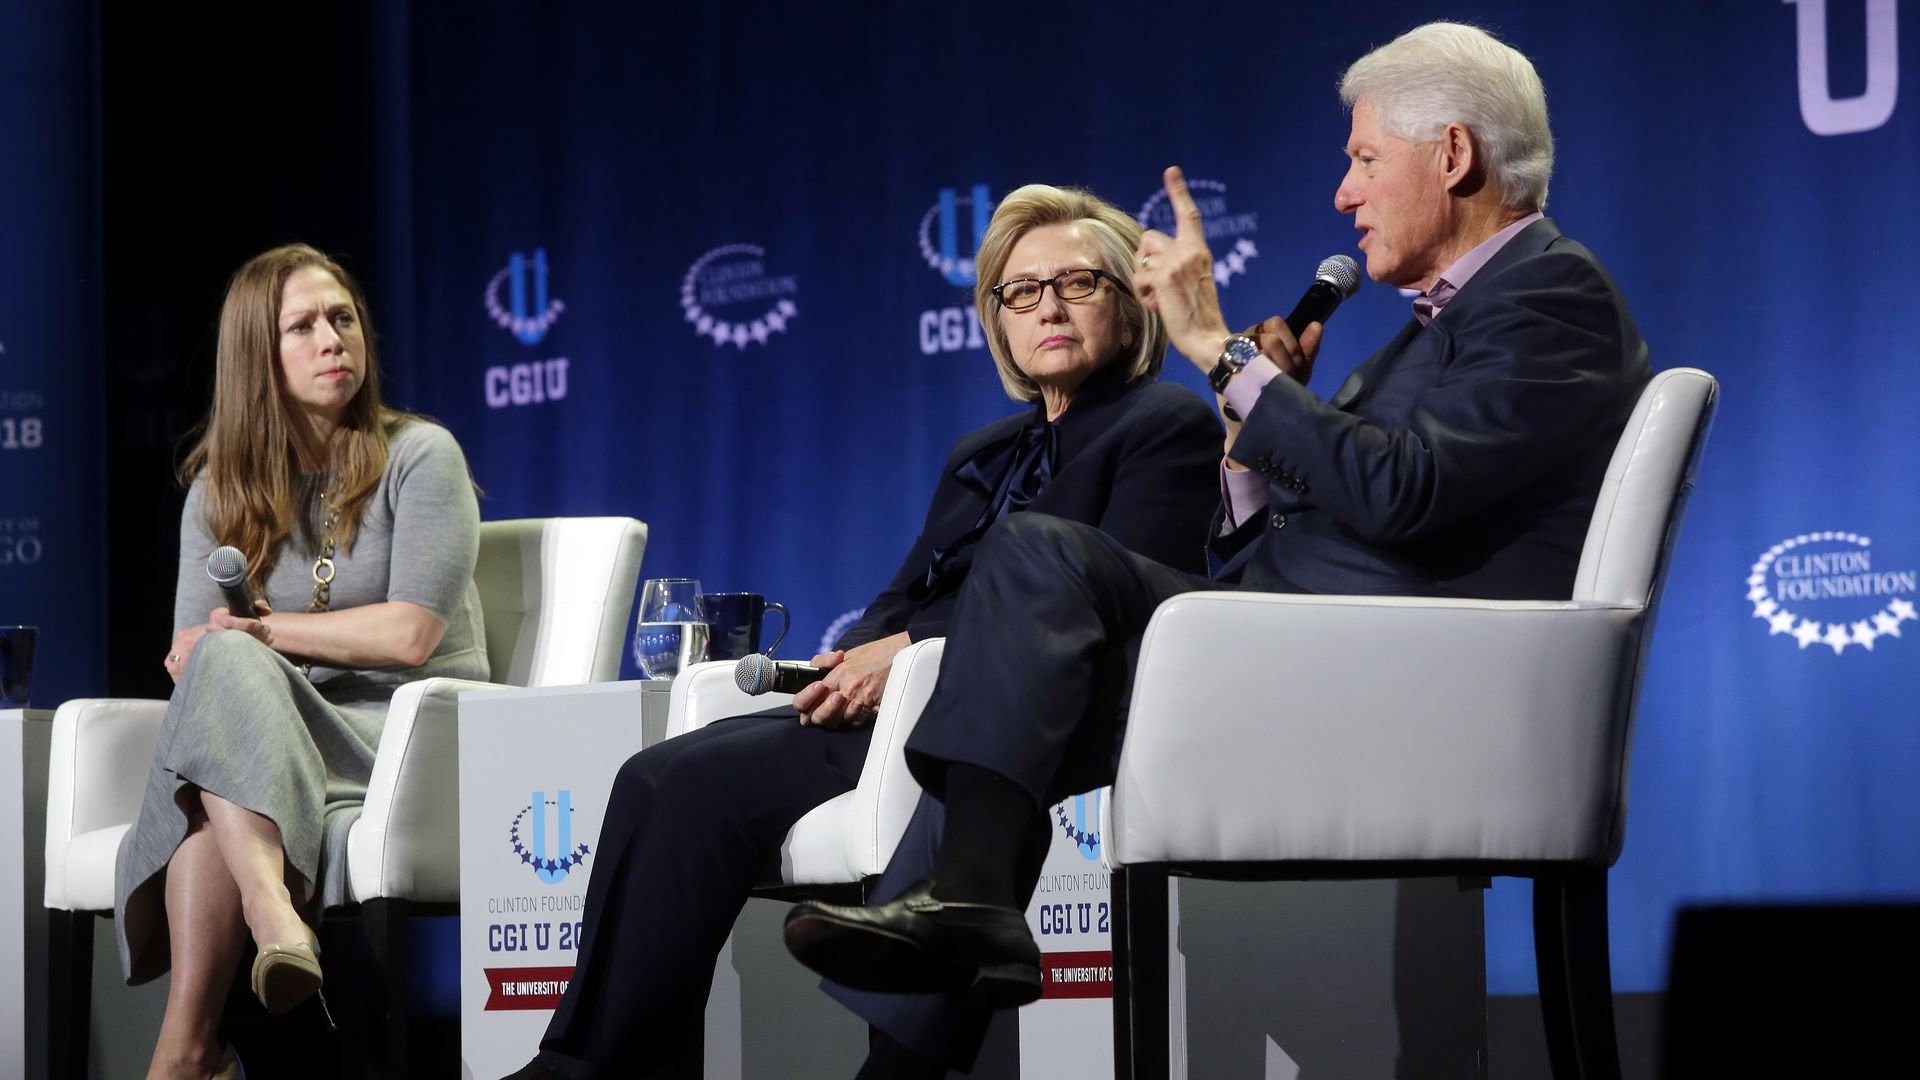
[148,788,313,1080]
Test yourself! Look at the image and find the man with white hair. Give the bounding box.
[791,22,1651,1077]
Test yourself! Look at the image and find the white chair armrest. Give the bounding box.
[45,698,167,910]
[347,676,506,903]
[664,660,789,739]
[839,638,946,879]
[1112,592,1645,868]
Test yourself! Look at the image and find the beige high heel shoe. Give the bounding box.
[250,938,336,1031]
[210,1043,243,1079]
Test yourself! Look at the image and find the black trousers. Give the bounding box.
[833,513,1214,1066]
[903,512,1213,806]
[538,708,874,1078]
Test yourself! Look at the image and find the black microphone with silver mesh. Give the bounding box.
[206,546,260,618]
[733,653,828,696]
[1283,254,1363,338]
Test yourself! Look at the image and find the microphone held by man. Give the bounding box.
[1283,254,1362,338]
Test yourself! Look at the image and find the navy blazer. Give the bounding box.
[1215,218,1651,600]
[837,362,1221,649]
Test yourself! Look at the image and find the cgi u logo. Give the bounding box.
[529,789,575,885]
[1787,0,1899,135]
[937,185,993,286]
[486,247,566,346]
[507,250,553,345]
[1068,790,1102,862]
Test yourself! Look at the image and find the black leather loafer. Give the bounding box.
[784,878,1042,1009]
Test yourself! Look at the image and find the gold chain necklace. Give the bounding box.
[298,478,344,677]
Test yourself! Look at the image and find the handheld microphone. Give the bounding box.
[1283,254,1363,337]
[733,653,829,696]
[206,546,260,619]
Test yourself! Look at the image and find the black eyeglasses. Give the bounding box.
[991,268,1127,312]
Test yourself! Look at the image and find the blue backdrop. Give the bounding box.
[7,0,1917,1000]
[0,3,103,711]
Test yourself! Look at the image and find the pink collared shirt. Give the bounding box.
[1217,212,1545,532]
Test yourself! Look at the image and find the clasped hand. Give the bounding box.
[793,631,910,730]
[163,602,275,683]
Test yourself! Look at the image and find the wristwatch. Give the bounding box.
[1208,334,1261,421]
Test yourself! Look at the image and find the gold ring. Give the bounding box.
[1141,255,1153,269]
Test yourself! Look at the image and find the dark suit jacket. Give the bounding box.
[1215,218,1651,600]
[836,361,1222,648]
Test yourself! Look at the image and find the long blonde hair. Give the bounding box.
[178,243,408,593]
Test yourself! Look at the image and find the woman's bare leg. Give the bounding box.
[147,802,247,1080]
[199,789,313,948]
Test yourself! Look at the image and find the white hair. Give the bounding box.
[1339,22,1554,211]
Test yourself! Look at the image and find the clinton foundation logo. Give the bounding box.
[482,248,570,410]
[1748,531,1916,654]
[681,244,798,349]
[818,607,868,655]
[1137,177,1260,288]
[917,184,996,355]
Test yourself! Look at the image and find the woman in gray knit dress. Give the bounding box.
[116,244,487,1080]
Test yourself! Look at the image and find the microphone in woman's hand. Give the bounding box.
[734,653,828,695]
[206,546,260,618]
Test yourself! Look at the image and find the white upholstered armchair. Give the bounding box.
[664,637,946,894]
[42,515,647,1077]
[1106,368,1718,1080]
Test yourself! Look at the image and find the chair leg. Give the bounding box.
[1111,865,1170,1080]
[359,897,412,1078]
[1532,868,1621,1080]
[45,908,94,1080]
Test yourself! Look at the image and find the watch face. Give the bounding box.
[1210,335,1261,394]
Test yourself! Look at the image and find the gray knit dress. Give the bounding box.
[114,420,489,984]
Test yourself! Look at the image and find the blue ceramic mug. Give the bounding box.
[699,594,790,662]
[0,626,38,708]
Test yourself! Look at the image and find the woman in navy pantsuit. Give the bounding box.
[507,184,1223,1079]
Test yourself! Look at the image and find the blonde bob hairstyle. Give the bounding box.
[179,243,414,594]
[973,184,1167,403]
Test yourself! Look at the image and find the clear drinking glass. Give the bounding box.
[632,577,710,680]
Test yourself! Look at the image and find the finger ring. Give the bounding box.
[1141,255,1153,269]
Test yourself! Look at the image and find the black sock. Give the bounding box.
[931,763,1041,908]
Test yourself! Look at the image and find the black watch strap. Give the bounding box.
[1209,334,1261,421]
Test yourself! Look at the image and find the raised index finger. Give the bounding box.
[1162,165,1206,239]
